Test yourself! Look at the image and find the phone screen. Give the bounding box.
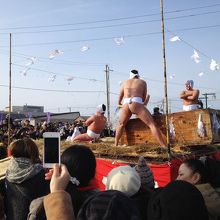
[44,137,59,163]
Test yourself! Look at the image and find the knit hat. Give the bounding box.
[77,190,141,220]
[96,104,106,114]
[106,165,141,197]
[147,180,209,220]
[135,156,155,190]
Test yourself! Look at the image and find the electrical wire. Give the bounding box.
[0,3,220,31]
[12,63,104,83]
[1,9,220,35]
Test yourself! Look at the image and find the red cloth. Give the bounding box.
[93,153,219,190]
[94,158,181,190]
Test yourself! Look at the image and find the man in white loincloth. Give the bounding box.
[72,104,107,142]
[114,69,167,148]
[180,80,200,111]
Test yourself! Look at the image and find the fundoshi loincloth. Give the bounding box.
[183,104,199,111]
[87,129,100,139]
[123,97,143,105]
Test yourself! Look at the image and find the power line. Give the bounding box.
[0,84,105,93]
[112,70,220,91]
[0,23,219,48]
[0,3,220,31]
[1,9,220,35]
[12,63,104,83]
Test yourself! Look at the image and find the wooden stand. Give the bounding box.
[121,109,220,146]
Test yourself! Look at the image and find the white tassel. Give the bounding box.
[197,113,205,137]
[212,112,220,132]
[169,119,176,140]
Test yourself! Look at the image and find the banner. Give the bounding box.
[46,112,51,123]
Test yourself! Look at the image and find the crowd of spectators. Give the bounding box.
[0,116,114,160]
[1,139,220,220]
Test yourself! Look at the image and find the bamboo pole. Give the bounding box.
[8,33,12,149]
[160,0,171,158]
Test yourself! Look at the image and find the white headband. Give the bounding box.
[186,80,194,88]
[130,70,139,79]
[97,104,105,114]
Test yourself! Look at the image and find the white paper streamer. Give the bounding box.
[210,59,220,71]
[66,76,74,84]
[170,36,180,42]
[48,74,56,82]
[198,72,204,77]
[212,112,220,132]
[81,45,90,52]
[191,50,200,63]
[25,57,37,66]
[20,67,30,76]
[114,37,125,46]
[169,118,176,140]
[49,49,64,59]
[197,113,205,137]
[169,74,175,79]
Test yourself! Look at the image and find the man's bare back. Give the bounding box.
[86,114,106,134]
[72,104,107,142]
[123,79,146,99]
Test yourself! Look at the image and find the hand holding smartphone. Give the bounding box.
[43,132,61,168]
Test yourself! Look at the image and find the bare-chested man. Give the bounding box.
[72,104,107,142]
[114,69,166,147]
[180,80,200,111]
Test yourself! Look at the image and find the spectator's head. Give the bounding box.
[135,156,155,190]
[153,107,160,115]
[176,159,208,185]
[24,119,30,126]
[105,165,141,197]
[61,145,96,187]
[77,190,141,220]
[9,138,40,164]
[147,180,209,220]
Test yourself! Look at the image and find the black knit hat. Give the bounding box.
[77,190,141,220]
[147,180,209,220]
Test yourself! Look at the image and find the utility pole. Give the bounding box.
[202,93,216,109]
[8,33,12,149]
[160,0,171,158]
[105,65,113,135]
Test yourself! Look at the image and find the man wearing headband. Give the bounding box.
[114,69,167,148]
[72,104,107,142]
[180,80,200,111]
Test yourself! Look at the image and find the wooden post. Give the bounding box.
[105,65,110,120]
[160,0,171,158]
[8,33,12,150]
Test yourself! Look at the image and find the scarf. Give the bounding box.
[6,157,43,184]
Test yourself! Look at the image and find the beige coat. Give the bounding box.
[196,183,220,220]
[44,190,75,220]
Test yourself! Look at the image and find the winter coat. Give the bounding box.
[44,190,75,220]
[4,157,49,220]
[196,183,220,220]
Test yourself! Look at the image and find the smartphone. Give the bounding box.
[43,132,60,168]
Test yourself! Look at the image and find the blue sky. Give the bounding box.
[0,0,220,119]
